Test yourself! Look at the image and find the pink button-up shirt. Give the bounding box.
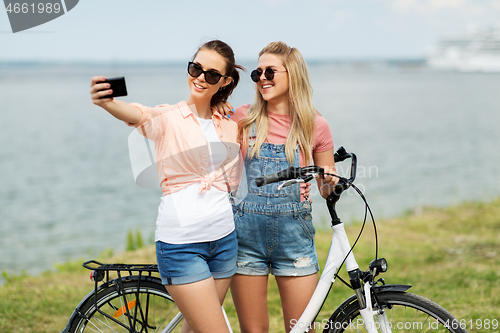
[127,101,241,196]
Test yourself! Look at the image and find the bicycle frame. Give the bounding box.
[290,222,361,333]
[286,149,389,333]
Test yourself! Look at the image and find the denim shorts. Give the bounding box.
[156,230,237,285]
[233,201,320,276]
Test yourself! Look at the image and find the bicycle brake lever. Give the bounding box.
[277,178,304,191]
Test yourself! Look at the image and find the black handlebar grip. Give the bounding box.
[255,173,281,187]
[255,177,265,187]
[255,167,299,187]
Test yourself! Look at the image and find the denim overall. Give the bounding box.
[232,124,320,276]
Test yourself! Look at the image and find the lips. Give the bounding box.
[261,83,274,92]
[193,82,207,91]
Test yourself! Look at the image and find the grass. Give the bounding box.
[1,198,499,333]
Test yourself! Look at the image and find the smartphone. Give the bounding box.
[97,77,128,99]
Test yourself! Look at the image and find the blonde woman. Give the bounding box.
[229,42,338,333]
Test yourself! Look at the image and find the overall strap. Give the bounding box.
[248,106,257,139]
[248,106,256,148]
[250,123,257,139]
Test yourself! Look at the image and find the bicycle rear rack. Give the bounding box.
[82,260,159,283]
[80,260,164,332]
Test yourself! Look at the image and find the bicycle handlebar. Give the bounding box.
[254,167,304,187]
[254,166,324,187]
[335,146,357,183]
[255,146,357,188]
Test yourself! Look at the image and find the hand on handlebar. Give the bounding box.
[255,147,355,201]
[316,165,339,199]
[304,182,312,199]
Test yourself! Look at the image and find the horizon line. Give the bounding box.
[0,57,427,66]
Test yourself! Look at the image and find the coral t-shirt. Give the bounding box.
[232,104,334,166]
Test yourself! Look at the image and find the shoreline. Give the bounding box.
[1,196,498,284]
[2,196,498,283]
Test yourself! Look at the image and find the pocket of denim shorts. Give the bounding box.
[298,210,315,240]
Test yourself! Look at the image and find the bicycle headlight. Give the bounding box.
[369,258,388,274]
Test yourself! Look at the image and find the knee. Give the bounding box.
[240,324,269,333]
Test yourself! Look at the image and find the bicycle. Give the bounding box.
[61,147,467,333]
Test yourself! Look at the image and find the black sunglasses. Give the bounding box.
[187,62,228,85]
[250,68,287,83]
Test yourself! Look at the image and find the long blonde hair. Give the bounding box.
[238,42,317,165]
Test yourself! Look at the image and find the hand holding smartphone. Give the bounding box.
[97,77,128,99]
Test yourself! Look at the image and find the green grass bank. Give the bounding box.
[1,198,499,332]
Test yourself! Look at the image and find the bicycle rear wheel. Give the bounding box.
[324,291,467,333]
[69,280,183,333]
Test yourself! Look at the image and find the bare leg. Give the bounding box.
[180,277,233,333]
[230,274,269,333]
[165,277,231,333]
[276,273,318,333]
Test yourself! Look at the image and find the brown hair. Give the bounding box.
[192,40,245,107]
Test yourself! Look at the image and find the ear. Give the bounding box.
[222,76,233,88]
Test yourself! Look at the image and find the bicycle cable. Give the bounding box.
[320,172,379,289]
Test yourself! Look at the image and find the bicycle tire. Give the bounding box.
[324,291,467,333]
[68,279,183,333]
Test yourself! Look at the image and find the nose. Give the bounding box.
[259,71,266,81]
[197,72,206,82]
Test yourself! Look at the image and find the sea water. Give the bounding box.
[1,61,499,279]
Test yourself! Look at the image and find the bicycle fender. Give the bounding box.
[326,284,412,323]
[373,284,412,293]
[60,286,104,333]
[59,275,163,333]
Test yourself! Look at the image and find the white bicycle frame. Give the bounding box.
[289,222,386,333]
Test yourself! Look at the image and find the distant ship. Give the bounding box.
[426,27,500,73]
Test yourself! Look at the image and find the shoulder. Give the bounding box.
[314,113,333,135]
[314,113,330,128]
[232,104,251,123]
[155,101,188,118]
[235,103,251,114]
[129,102,177,116]
[130,102,175,110]
[154,103,174,109]
[313,113,334,151]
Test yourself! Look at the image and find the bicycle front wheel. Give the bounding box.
[69,280,183,333]
[325,291,467,333]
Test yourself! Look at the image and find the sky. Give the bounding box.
[1,0,500,62]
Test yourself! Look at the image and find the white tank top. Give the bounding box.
[155,117,234,244]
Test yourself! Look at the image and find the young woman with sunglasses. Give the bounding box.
[227,41,338,333]
[90,40,244,333]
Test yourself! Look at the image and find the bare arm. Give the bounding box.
[313,148,339,199]
[90,76,142,125]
